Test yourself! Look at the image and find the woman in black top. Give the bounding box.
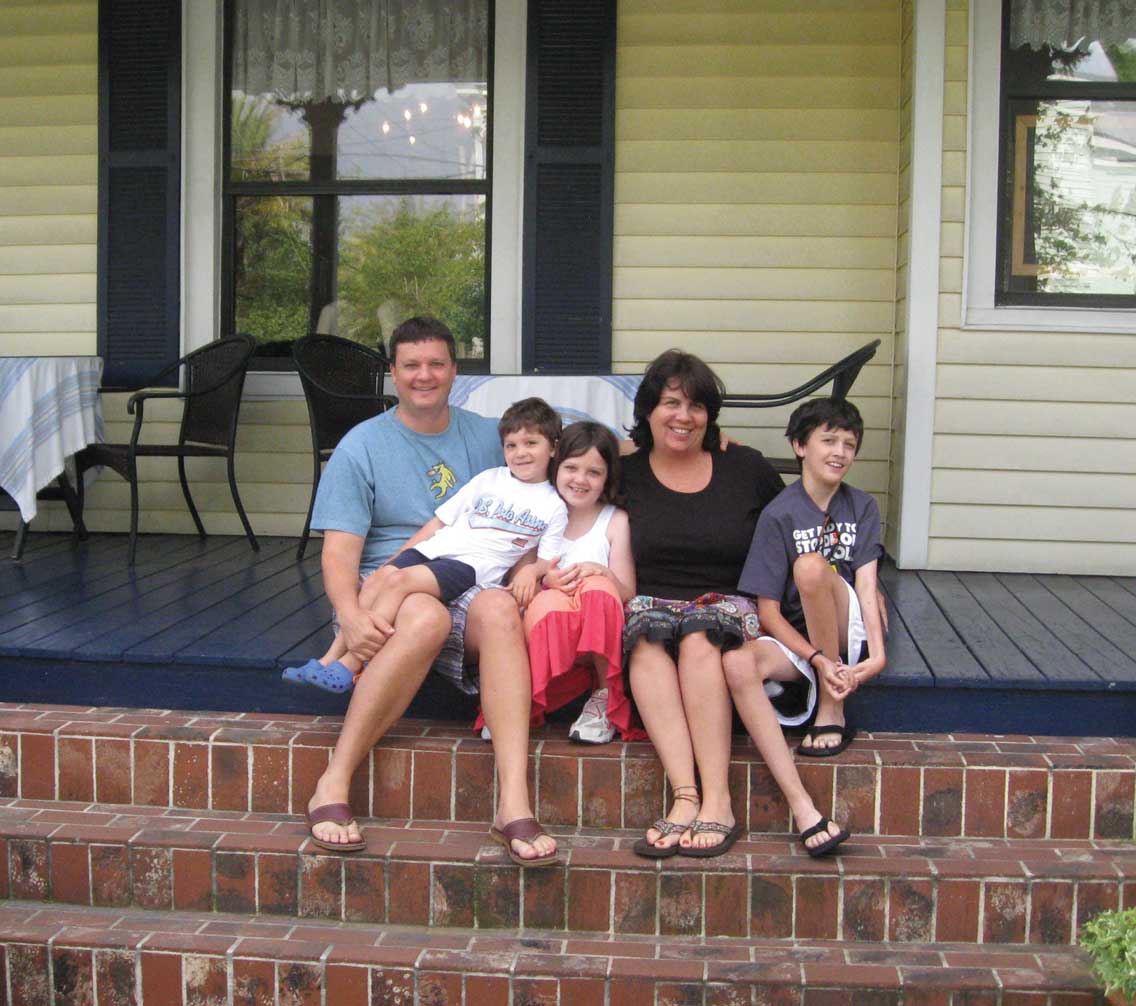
[622,350,783,858]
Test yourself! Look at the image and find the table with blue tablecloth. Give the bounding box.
[0,356,104,556]
[449,374,642,434]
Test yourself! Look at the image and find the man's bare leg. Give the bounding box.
[307,593,450,845]
[333,565,446,677]
[794,553,851,751]
[467,588,557,862]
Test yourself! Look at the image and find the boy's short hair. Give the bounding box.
[555,421,623,505]
[388,316,457,363]
[498,397,562,446]
[785,398,865,467]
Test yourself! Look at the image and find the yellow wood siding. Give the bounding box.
[613,0,901,515]
[0,0,96,358]
[927,0,1136,576]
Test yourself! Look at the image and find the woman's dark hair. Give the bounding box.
[629,349,725,451]
[555,422,623,505]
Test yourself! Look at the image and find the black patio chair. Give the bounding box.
[720,339,881,474]
[74,334,259,565]
[293,334,395,560]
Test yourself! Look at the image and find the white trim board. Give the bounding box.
[895,0,946,570]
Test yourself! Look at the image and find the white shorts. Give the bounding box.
[758,579,866,727]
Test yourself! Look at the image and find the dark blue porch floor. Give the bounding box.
[1,532,1133,736]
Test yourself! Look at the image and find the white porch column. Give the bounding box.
[895,0,946,569]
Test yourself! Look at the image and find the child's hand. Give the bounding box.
[510,566,541,608]
[543,561,577,593]
[815,654,853,701]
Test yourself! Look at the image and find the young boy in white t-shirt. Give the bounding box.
[285,397,567,693]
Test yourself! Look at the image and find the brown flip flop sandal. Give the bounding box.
[489,817,560,867]
[306,802,366,853]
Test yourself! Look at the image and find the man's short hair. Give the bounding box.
[388,316,457,363]
[629,349,725,451]
[785,398,865,462]
[499,397,562,446]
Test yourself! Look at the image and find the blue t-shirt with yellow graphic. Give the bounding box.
[311,406,502,574]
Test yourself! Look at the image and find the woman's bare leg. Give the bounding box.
[629,638,700,849]
[675,632,736,850]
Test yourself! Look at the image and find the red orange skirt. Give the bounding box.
[475,576,643,739]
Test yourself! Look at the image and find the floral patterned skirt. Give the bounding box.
[622,592,760,660]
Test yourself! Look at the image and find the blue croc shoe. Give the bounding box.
[281,659,323,686]
[282,659,356,693]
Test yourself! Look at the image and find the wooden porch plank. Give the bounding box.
[124,551,323,663]
[957,572,1102,686]
[69,539,299,660]
[257,594,335,666]
[1077,576,1136,628]
[0,537,244,656]
[917,571,1045,684]
[172,562,328,667]
[0,533,130,599]
[5,538,255,659]
[877,564,988,684]
[868,581,933,685]
[1029,574,1136,685]
[0,534,217,633]
[277,623,335,668]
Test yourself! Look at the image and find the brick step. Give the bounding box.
[1,703,1134,841]
[0,898,1105,1006]
[2,798,1132,944]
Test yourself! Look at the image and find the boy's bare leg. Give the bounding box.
[629,640,700,850]
[675,632,736,850]
[468,589,557,861]
[723,641,846,849]
[794,553,851,751]
[308,593,451,845]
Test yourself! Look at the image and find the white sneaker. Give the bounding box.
[480,724,492,742]
[569,688,616,744]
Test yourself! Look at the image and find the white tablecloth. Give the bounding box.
[0,357,104,522]
[449,374,642,434]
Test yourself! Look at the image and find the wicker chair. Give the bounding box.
[720,339,881,475]
[75,334,259,565]
[293,334,394,560]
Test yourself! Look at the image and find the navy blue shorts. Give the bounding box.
[389,549,477,604]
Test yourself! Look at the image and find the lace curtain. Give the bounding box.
[232,0,489,102]
[1009,0,1136,50]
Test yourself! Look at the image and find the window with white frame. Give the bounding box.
[997,0,1136,307]
[966,0,1136,328]
[223,0,492,368]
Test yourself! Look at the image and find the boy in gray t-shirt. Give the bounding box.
[722,398,887,858]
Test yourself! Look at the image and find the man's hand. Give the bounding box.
[338,606,394,663]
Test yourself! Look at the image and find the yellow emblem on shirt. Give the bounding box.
[427,462,457,500]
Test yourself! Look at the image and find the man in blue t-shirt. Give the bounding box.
[303,317,558,866]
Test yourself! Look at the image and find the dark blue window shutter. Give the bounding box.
[98,0,182,388]
[522,0,616,373]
